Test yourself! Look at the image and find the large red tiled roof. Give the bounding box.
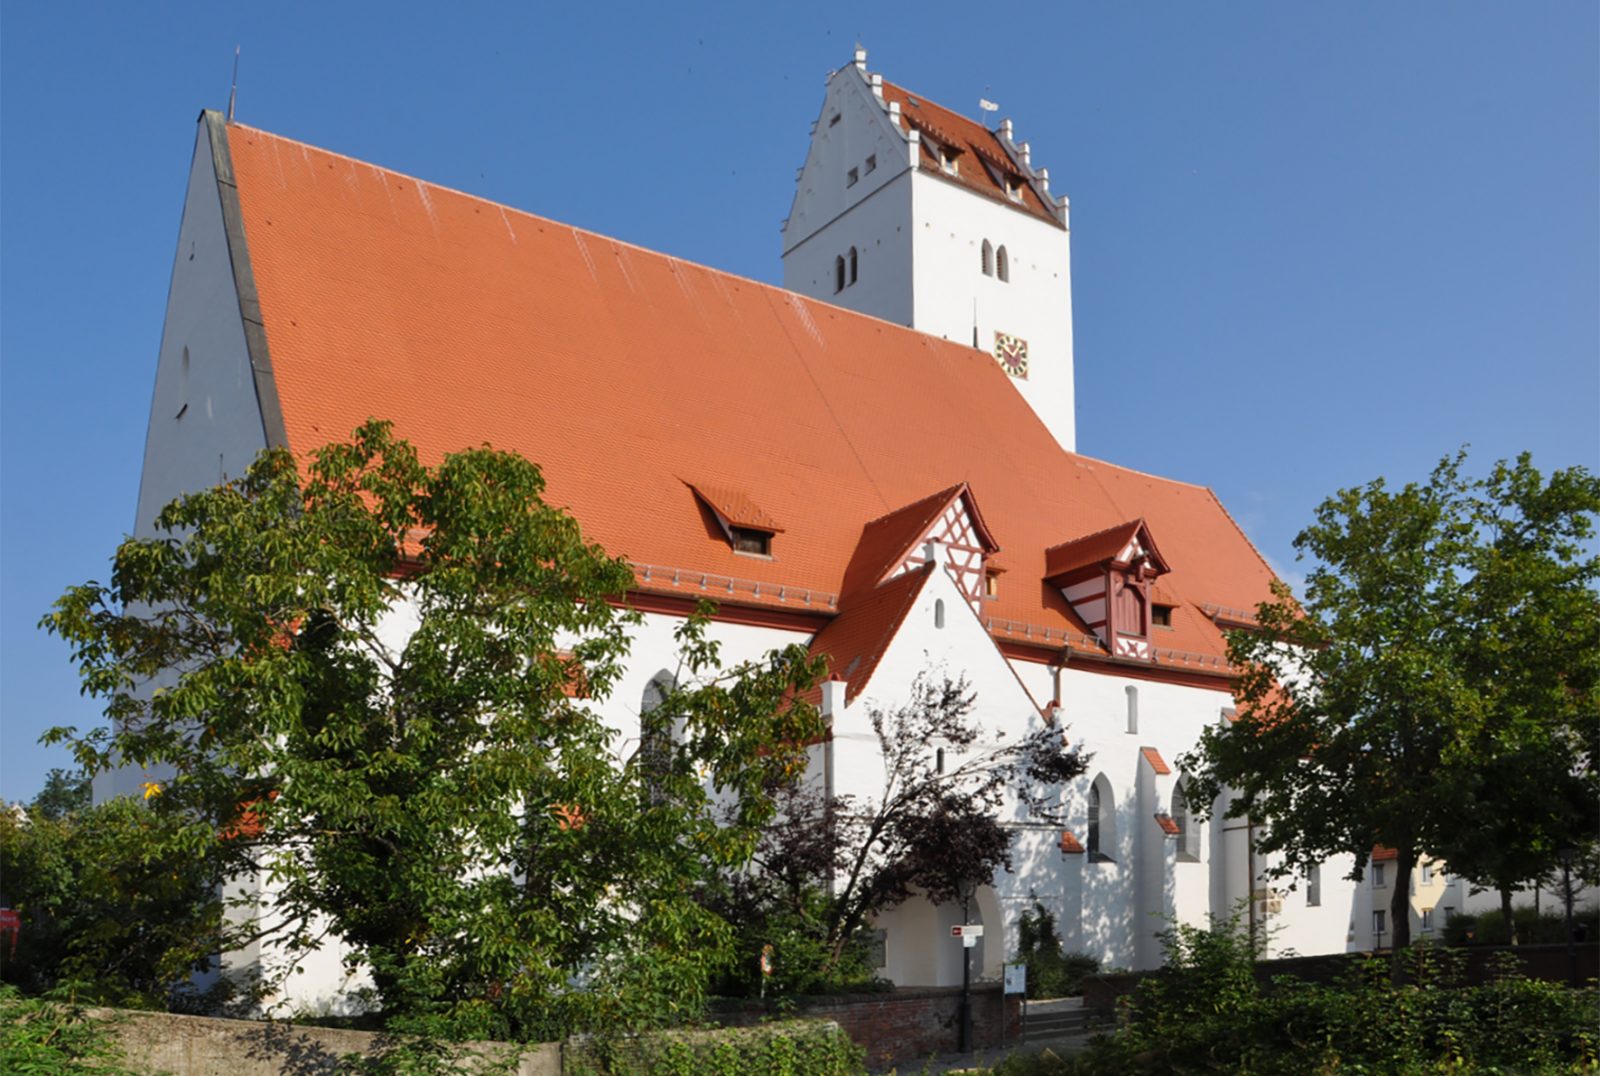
[224,121,1279,672]
[805,565,935,705]
[878,80,1059,225]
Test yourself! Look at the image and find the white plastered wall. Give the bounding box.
[908,171,1074,451]
[96,120,268,807]
[782,63,916,326]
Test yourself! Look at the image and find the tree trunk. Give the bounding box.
[1390,845,1415,984]
[1500,887,1518,945]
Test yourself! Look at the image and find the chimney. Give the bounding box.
[820,676,848,719]
[871,73,884,99]
[923,538,948,568]
[999,118,1014,141]
[1020,141,1031,167]
[1038,167,1049,192]
[854,47,868,71]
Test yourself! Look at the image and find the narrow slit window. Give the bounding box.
[848,246,858,286]
[981,239,994,277]
[847,167,859,188]
[934,598,946,629]
[834,255,846,293]
[864,154,877,174]
[996,245,1010,282]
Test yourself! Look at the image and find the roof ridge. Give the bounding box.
[1044,517,1143,553]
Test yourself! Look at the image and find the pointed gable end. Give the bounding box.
[1044,519,1171,660]
[840,483,999,606]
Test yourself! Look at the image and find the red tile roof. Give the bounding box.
[803,564,935,705]
[685,480,783,533]
[838,483,994,598]
[1140,747,1173,775]
[1154,813,1181,836]
[223,121,1281,673]
[1372,845,1399,862]
[879,81,1059,226]
[1059,830,1085,854]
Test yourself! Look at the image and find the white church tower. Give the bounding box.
[782,48,1077,452]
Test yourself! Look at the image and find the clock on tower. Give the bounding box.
[993,332,1029,379]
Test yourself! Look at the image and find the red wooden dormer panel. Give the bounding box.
[1044,519,1171,659]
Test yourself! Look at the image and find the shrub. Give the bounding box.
[0,987,144,1075]
[566,1018,865,1075]
[1014,899,1098,999]
[1443,902,1600,947]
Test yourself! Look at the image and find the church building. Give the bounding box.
[113,49,1473,1012]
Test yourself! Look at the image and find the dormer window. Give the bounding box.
[1152,604,1174,629]
[829,112,842,127]
[1005,175,1024,202]
[984,570,1000,599]
[865,154,877,174]
[1043,519,1172,662]
[731,527,772,557]
[847,167,859,188]
[940,147,959,175]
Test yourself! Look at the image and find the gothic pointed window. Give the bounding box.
[1173,780,1199,862]
[1087,775,1115,862]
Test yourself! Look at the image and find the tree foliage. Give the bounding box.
[0,799,235,1008]
[42,421,825,1035]
[1182,451,1599,959]
[27,767,91,822]
[707,673,1087,993]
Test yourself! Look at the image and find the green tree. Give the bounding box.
[1182,452,1599,968]
[43,421,824,1036]
[27,767,92,821]
[0,798,235,1007]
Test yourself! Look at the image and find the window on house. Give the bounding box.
[1087,776,1115,862]
[940,147,958,174]
[848,246,859,286]
[1420,862,1434,886]
[935,747,946,774]
[1372,863,1386,889]
[829,112,841,127]
[1373,910,1386,938]
[868,929,888,968]
[1173,781,1199,862]
[981,239,994,277]
[1421,908,1434,934]
[984,570,999,598]
[834,255,846,293]
[996,245,1010,282]
[934,598,946,629]
[1307,864,1322,907]
[1152,604,1174,628]
[847,167,859,188]
[1005,175,1023,202]
[730,528,772,556]
[640,671,678,805]
[865,154,877,174]
[1125,685,1138,734]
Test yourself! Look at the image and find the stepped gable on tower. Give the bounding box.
[216,114,1277,676]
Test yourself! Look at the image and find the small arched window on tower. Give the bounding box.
[834,255,846,294]
[848,246,859,286]
[934,598,946,629]
[981,240,994,277]
[996,245,1010,283]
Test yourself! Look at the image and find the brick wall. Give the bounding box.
[713,984,1022,1066]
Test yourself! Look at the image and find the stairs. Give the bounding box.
[1021,997,1110,1043]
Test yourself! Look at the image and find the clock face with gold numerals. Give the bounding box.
[993,332,1029,379]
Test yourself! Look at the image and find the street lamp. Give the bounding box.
[957,875,979,1054]
[1558,847,1578,987]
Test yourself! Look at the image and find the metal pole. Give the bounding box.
[960,938,973,1053]
[1563,858,1577,988]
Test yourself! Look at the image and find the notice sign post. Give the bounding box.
[950,923,983,948]
[1002,963,1027,1048]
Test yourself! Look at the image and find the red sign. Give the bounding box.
[0,909,19,957]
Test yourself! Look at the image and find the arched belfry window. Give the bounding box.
[1087,775,1116,862]
[1173,779,1199,862]
[981,240,994,277]
[996,245,1010,283]
[834,255,846,294]
[848,246,859,286]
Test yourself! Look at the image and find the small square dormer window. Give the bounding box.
[940,148,958,175]
[1152,604,1174,629]
[731,527,772,557]
[865,154,877,174]
[847,167,859,188]
[1005,175,1024,202]
[984,570,1000,599]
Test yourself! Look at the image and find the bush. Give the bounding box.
[0,986,144,1075]
[1059,918,1599,1074]
[1014,899,1098,999]
[566,1018,865,1075]
[1443,902,1599,946]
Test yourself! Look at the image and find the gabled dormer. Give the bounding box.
[684,480,782,558]
[840,483,1000,608]
[1043,519,1171,660]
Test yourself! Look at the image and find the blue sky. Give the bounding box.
[2,3,1596,802]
